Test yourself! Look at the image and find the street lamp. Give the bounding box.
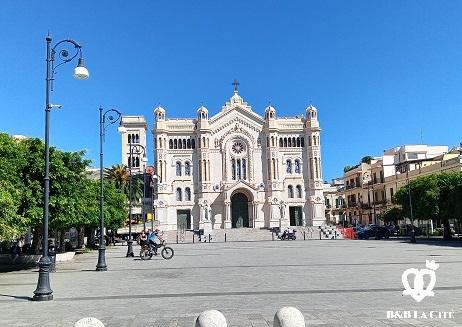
[96,107,126,271]
[149,172,159,231]
[33,35,89,301]
[126,142,148,257]
[407,172,416,243]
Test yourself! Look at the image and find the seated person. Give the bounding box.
[139,231,148,247]
[148,229,160,254]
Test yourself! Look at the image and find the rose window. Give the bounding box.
[232,141,246,154]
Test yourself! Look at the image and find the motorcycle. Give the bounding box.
[277,229,296,240]
[140,240,174,260]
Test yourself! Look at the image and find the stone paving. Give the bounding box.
[1,239,462,326]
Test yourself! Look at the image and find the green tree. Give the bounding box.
[381,207,403,224]
[393,175,439,229]
[105,164,144,201]
[361,156,373,164]
[435,173,462,239]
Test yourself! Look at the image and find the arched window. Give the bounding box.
[279,138,283,147]
[135,134,140,143]
[296,185,302,198]
[185,162,191,176]
[191,139,196,149]
[314,157,318,179]
[288,138,292,147]
[128,134,132,143]
[187,139,191,149]
[292,137,296,147]
[183,139,186,149]
[308,137,312,146]
[313,135,316,146]
[284,138,288,147]
[169,139,173,149]
[295,160,301,174]
[135,157,140,167]
[242,159,247,180]
[176,161,182,176]
[231,159,236,180]
[286,160,292,174]
[174,139,178,149]
[176,188,182,201]
[185,187,191,201]
[288,185,294,198]
[178,139,183,149]
[296,137,301,147]
[301,137,305,147]
[236,159,241,179]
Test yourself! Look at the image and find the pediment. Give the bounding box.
[225,180,258,199]
[210,106,264,137]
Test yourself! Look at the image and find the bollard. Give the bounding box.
[303,232,306,240]
[195,310,227,327]
[334,231,337,240]
[193,234,195,243]
[272,232,274,241]
[319,231,322,240]
[74,317,105,327]
[49,245,56,273]
[273,307,305,327]
[209,234,211,243]
[225,233,227,243]
[176,233,179,244]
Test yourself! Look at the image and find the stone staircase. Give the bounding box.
[118,224,343,243]
[318,225,343,240]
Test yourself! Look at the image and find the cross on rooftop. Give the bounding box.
[232,79,239,93]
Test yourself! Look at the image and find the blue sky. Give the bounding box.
[1,1,461,181]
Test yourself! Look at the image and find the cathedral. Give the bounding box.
[121,85,325,231]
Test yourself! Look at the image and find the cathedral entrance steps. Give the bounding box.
[212,228,273,242]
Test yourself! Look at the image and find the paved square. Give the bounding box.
[1,239,462,326]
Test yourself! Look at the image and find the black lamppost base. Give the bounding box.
[126,240,134,257]
[32,293,54,301]
[410,230,417,243]
[32,256,53,301]
[96,246,107,271]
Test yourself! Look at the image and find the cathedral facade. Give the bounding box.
[124,88,325,231]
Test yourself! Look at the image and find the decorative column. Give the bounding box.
[253,201,264,228]
[224,201,231,229]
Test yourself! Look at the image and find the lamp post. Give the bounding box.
[407,172,416,243]
[127,142,148,257]
[33,35,89,302]
[142,164,146,231]
[150,172,159,231]
[96,107,126,271]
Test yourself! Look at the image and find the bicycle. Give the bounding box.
[139,239,174,260]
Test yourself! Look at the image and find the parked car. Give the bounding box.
[357,226,390,239]
[399,224,422,237]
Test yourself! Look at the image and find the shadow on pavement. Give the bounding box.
[0,293,31,301]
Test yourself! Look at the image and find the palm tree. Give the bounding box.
[105,164,143,202]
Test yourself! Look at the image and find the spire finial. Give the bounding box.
[232,79,240,93]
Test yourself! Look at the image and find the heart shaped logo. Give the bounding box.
[402,260,439,303]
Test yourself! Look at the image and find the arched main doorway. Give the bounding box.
[231,193,249,228]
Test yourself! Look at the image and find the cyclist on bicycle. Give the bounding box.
[148,229,159,255]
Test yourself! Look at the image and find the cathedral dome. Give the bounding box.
[197,105,209,119]
[306,105,317,119]
[154,105,166,120]
[264,105,276,120]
